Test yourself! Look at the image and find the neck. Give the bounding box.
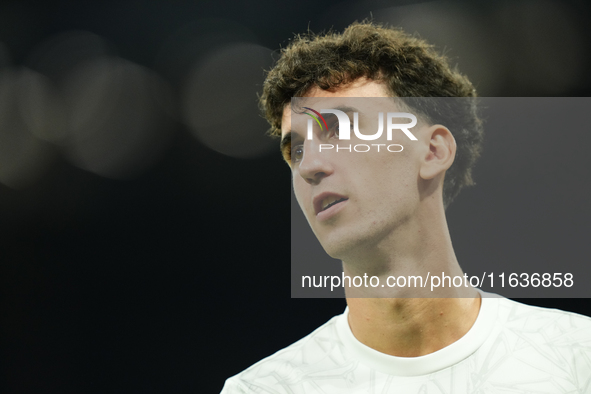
[346,295,481,357]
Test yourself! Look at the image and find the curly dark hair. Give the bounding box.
[260,21,483,207]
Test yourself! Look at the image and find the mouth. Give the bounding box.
[313,193,349,216]
[321,196,347,212]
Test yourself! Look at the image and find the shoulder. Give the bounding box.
[488,297,591,378]
[220,313,346,394]
[495,297,591,341]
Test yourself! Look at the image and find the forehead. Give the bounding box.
[280,78,391,139]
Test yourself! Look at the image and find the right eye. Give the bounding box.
[291,145,304,163]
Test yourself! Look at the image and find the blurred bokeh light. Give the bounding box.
[182,42,275,158]
[0,68,54,189]
[61,57,174,179]
[17,68,67,143]
[0,0,586,188]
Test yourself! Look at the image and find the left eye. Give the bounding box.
[327,123,340,138]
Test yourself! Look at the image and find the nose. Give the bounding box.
[297,139,334,185]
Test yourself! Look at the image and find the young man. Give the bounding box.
[221,22,591,393]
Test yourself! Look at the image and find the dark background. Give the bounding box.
[1,0,590,393]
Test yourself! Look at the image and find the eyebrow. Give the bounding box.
[330,105,358,114]
[293,105,359,116]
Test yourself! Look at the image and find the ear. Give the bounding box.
[419,125,456,180]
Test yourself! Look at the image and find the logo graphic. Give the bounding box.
[304,108,418,141]
[303,107,328,134]
[300,107,419,153]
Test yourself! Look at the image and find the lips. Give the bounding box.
[313,192,349,216]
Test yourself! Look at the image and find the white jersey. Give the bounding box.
[220,294,591,393]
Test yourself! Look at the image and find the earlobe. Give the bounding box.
[419,125,456,180]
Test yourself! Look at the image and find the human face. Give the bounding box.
[282,79,429,260]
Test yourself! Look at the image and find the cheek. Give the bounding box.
[358,156,417,204]
[292,177,311,212]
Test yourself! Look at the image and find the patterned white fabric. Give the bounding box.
[221,294,591,393]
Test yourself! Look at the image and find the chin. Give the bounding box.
[318,231,366,261]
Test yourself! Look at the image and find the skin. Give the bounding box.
[281,77,481,357]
